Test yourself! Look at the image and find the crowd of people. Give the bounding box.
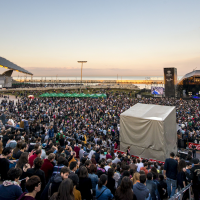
[0,90,200,200]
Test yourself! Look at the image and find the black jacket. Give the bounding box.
[77,177,92,200]
[107,176,116,195]
[41,173,62,200]
[26,168,46,200]
[185,164,200,187]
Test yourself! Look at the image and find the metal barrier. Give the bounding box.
[169,183,192,200]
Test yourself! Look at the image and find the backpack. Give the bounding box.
[48,183,52,200]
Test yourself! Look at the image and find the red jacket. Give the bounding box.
[40,159,54,182]
[29,154,38,168]
[74,146,80,158]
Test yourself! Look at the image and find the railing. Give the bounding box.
[169,183,192,200]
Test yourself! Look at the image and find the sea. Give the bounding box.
[13,76,183,80]
[13,76,183,89]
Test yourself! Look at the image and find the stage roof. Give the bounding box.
[0,57,33,75]
[178,70,200,84]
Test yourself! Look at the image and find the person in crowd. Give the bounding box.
[41,166,70,200]
[112,163,121,188]
[16,152,30,192]
[115,176,137,200]
[112,154,121,164]
[105,159,112,171]
[131,172,140,185]
[68,151,77,166]
[146,173,156,200]
[40,153,55,182]
[133,174,150,200]
[0,140,3,154]
[183,158,200,200]
[118,170,130,187]
[68,172,81,200]
[129,158,137,172]
[26,157,45,200]
[29,149,42,168]
[5,134,17,148]
[17,175,41,200]
[0,147,13,181]
[157,174,167,200]
[69,161,79,181]
[79,145,84,161]
[77,166,93,200]
[52,156,67,176]
[13,141,22,159]
[127,146,130,156]
[96,174,114,200]
[94,148,100,163]
[106,150,112,160]
[107,168,116,195]
[88,164,99,196]
[177,159,186,190]
[0,167,23,200]
[185,162,192,183]
[97,160,107,178]
[100,150,106,160]
[136,158,143,172]
[140,163,149,175]
[73,144,80,159]
[163,152,178,198]
[192,144,197,158]
[50,178,74,200]
[48,125,54,139]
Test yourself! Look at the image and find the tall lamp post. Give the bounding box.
[77,61,87,93]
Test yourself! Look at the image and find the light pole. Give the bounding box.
[77,61,87,93]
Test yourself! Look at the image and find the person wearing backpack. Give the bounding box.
[96,174,114,200]
[40,167,70,200]
[183,158,200,200]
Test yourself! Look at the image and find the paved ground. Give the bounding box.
[0,95,19,105]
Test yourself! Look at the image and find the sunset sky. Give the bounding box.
[0,0,200,77]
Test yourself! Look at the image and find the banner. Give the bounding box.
[114,149,164,164]
[188,142,200,150]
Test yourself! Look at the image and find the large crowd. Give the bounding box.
[0,90,200,200]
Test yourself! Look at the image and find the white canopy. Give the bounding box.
[120,103,177,161]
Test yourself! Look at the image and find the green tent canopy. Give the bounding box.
[40,93,49,97]
[79,93,86,97]
[39,92,107,98]
[57,93,64,97]
[64,93,71,97]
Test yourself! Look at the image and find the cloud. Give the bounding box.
[14,67,162,77]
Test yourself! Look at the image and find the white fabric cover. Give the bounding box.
[120,103,177,161]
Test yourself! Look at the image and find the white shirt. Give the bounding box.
[137,162,144,172]
[105,165,111,172]
[88,150,95,160]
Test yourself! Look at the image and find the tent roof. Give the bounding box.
[0,57,33,75]
[121,103,175,121]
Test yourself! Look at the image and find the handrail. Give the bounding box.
[169,183,192,200]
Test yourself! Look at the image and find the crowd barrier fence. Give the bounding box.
[169,183,192,200]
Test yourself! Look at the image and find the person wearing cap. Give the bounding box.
[105,159,112,172]
[183,158,200,200]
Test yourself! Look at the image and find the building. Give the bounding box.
[0,57,33,87]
